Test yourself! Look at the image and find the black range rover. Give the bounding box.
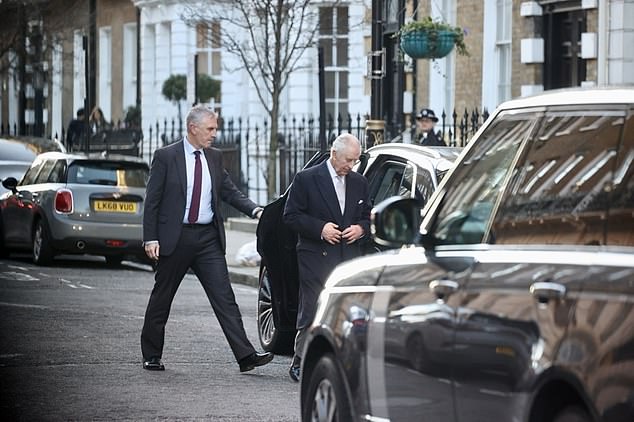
[300,87,634,422]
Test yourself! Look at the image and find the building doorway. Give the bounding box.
[542,2,587,89]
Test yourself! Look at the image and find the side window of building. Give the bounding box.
[607,111,634,246]
[319,5,349,119]
[492,108,625,246]
[430,113,536,245]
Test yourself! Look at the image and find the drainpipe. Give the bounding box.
[597,0,608,85]
[136,6,141,123]
[365,0,385,148]
[89,0,96,113]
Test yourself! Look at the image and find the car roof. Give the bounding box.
[497,87,634,111]
[366,143,462,165]
[0,137,65,163]
[34,150,149,165]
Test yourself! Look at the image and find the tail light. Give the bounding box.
[55,189,73,213]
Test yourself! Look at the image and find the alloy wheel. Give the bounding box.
[311,379,336,422]
[257,268,275,345]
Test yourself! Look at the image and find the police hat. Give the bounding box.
[416,108,438,122]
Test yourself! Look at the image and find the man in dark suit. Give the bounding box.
[283,133,371,381]
[66,108,86,152]
[141,104,273,372]
[416,107,446,146]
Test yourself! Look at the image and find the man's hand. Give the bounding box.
[321,222,343,245]
[144,242,160,261]
[342,224,364,244]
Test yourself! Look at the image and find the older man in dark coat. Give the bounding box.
[283,133,371,381]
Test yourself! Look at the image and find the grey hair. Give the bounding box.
[186,105,218,128]
[331,133,361,153]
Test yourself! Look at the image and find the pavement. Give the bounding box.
[224,217,260,288]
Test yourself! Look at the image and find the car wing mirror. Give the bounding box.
[371,196,424,248]
[1,177,19,194]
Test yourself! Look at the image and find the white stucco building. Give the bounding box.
[134,0,372,140]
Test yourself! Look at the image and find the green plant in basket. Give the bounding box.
[397,16,469,59]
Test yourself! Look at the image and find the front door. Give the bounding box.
[543,4,586,89]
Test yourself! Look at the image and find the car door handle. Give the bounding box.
[530,281,566,304]
[429,279,459,300]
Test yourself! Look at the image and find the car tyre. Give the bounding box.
[0,220,7,258]
[302,353,353,422]
[552,406,592,422]
[257,265,295,354]
[32,219,55,266]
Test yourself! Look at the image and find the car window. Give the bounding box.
[67,161,148,187]
[47,161,67,183]
[20,157,47,185]
[34,159,57,184]
[414,166,435,203]
[366,160,409,206]
[492,109,625,246]
[607,111,634,246]
[431,113,536,245]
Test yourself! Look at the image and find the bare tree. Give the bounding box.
[0,0,88,77]
[0,0,89,135]
[181,0,320,201]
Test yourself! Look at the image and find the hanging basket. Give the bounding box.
[400,29,456,59]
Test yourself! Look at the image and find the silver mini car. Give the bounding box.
[0,151,149,265]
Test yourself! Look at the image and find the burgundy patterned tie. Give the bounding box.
[188,151,202,223]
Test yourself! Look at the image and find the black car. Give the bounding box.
[299,87,634,422]
[256,144,461,353]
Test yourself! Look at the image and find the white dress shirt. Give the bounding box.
[183,139,214,224]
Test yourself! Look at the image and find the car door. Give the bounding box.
[1,156,51,245]
[369,249,470,422]
[452,106,627,420]
[256,150,332,352]
[374,112,536,421]
[363,155,436,254]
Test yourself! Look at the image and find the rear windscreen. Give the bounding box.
[67,161,148,187]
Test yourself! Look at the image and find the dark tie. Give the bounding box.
[188,151,202,223]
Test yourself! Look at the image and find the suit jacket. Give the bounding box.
[283,160,371,327]
[66,119,86,150]
[143,140,257,256]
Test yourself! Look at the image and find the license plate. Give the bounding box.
[94,200,137,213]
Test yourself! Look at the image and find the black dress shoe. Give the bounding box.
[289,356,301,382]
[143,357,165,371]
[239,351,274,372]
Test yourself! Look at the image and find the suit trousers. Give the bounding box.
[140,223,256,362]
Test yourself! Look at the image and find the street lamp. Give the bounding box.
[365,0,385,148]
